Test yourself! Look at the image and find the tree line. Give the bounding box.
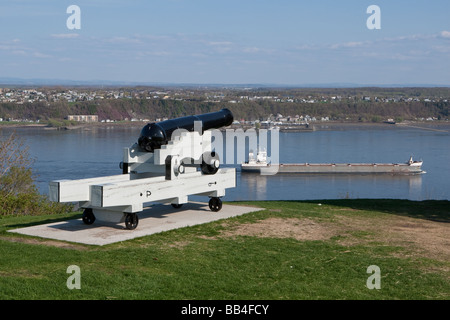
[1,91,449,123]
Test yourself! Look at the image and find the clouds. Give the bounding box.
[33,52,53,59]
[440,31,450,39]
[51,34,80,39]
[293,31,450,63]
[72,33,270,61]
[329,41,367,50]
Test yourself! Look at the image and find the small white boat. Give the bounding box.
[241,149,271,172]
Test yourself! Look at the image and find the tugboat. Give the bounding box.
[406,155,423,167]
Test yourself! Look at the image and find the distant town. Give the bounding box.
[2,87,448,105]
[0,86,449,125]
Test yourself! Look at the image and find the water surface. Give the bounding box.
[1,123,449,201]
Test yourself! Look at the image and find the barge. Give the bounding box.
[241,150,424,175]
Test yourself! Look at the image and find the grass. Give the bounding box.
[0,199,449,300]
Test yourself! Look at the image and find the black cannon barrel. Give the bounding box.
[138,108,233,152]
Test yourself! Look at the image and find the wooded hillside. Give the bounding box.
[1,87,448,123]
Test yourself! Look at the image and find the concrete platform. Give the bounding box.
[8,202,262,246]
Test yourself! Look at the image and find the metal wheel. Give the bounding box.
[125,213,139,230]
[82,208,95,225]
[171,203,183,209]
[208,197,222,212]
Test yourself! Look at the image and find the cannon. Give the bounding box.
[138,108,233,152]
[49,109,236,230]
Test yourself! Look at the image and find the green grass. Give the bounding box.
[0,199,448,300]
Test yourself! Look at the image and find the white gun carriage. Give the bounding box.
[49,109,236,230]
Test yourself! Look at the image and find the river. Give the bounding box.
[1,122,449,201]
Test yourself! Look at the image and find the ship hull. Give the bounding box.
[241,163,424,174]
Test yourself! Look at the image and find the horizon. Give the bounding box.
[1,76,450,89]
[1,1,449,86]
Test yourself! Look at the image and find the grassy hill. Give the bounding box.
[0,199,448,300]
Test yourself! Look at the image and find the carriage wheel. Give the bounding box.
[201,152,220,175]
[208,197,222,212]
[82,208,95,225]
[125,213,139,230]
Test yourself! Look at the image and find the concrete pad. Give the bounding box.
[8,202,262,246]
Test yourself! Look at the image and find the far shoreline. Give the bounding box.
[1,119,449,132]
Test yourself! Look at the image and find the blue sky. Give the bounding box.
[0,0,449,85]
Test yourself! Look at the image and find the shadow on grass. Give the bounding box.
[303,199,450,223]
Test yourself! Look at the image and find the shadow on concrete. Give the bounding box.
[45,202,213,231]
[4,202,212,231]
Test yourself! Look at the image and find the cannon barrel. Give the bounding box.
[138,108,233,152]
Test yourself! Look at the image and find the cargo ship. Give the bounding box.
[241,150,424,175]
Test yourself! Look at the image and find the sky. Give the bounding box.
[0,0,449,86]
